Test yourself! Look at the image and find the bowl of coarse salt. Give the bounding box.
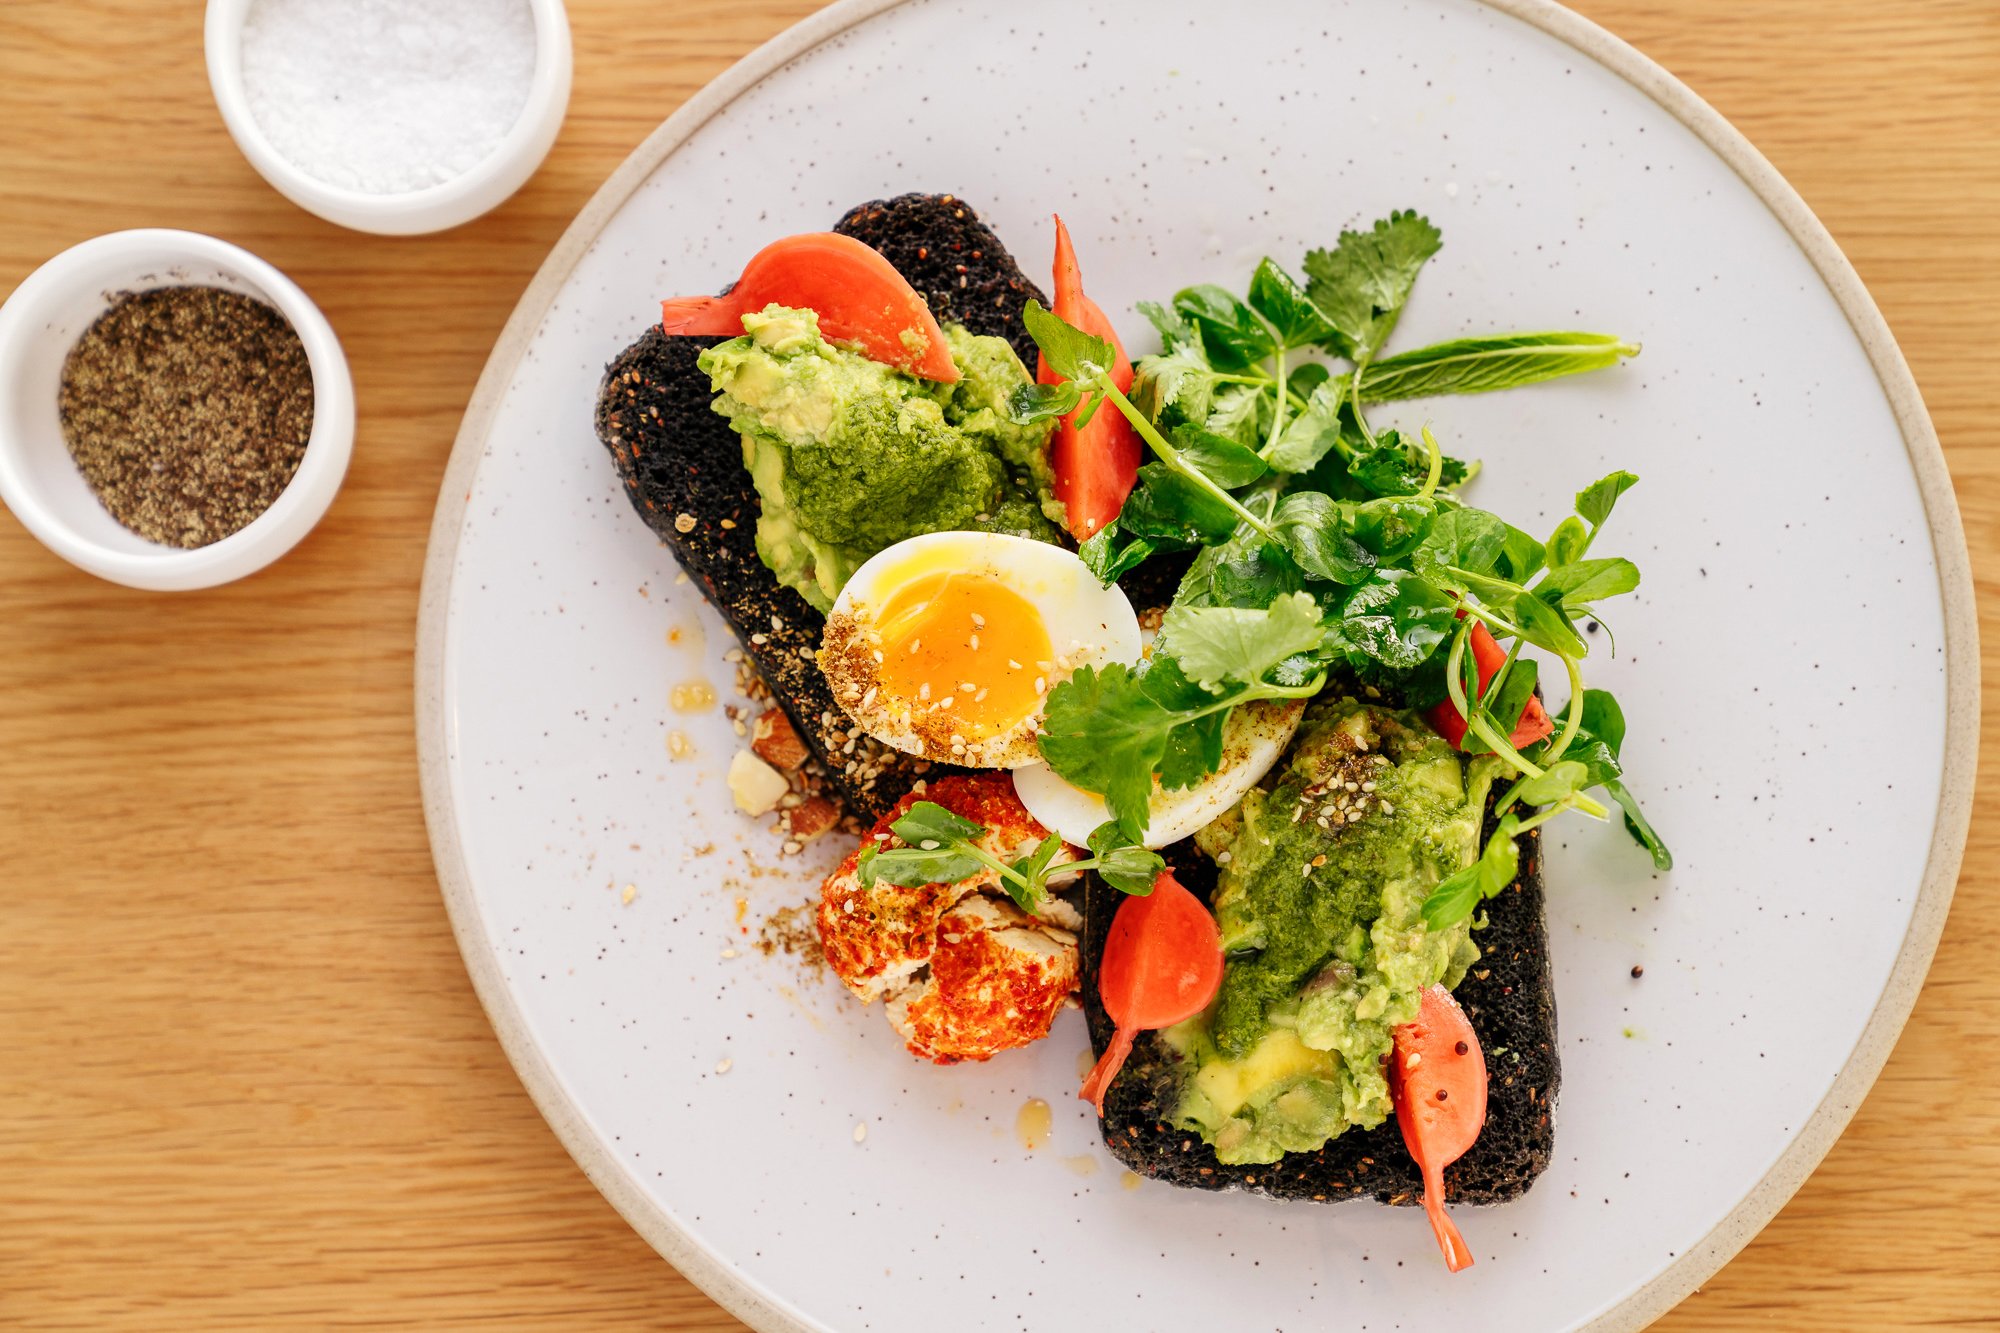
[205,0,572,236]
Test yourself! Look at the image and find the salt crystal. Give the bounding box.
[240,0,538,195]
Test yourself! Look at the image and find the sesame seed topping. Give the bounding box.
[959,682,976,693]
[969,633,981,650]
[1034,677,1046,694]
[853,1122,868,1143]
[971,612,986,627]
[714,1057,733,1074]
[1007,659,1022,669]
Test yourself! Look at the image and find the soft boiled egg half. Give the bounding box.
[819,531,1143,769]
[820,529,1309,849]
[1013,697,1306,850]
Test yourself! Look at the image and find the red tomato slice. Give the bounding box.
[1426,620,1556,749]
[1035,216,1142,540]
[1389,984,1489,1273]
[1079,870,1223,1116]
[659,232,958,382]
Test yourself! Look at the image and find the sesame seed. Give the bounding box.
[715,1057,733,1074]
[861,687,878,708]
[960,681,976,693]
[908,638,922,654]
[971,613,986,627]
[919,840,941,850]
[749,633,767,645]
[1379,801,1394,814]
[936,696,954,709]
[1361,781,1376,792]
[1007,659,1022,669]
[621,884,636,905]
[1034,677,1046,694]
[872,650,885,664]
[974,688,988,703]
[1405,1052,1423,1070]
[720,518,737,530]
[721,947,739,959]
[771,615,783,632]
[969,633,981,650]
[853,1122,868,1143]
[918,682,932,700]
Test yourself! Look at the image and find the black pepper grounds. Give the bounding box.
[57,286,314,549]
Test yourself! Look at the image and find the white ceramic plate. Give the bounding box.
[416,2,1975,1328]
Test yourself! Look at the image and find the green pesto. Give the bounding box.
[1165,698,1498,1165]
[697,306,1061,610]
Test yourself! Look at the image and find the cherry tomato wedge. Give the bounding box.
[659,232,958,382]
[1079,870,1223,1116]
[1389,984,1488,1273]
[1426,620,1555,749]
[1035,215,1142,540]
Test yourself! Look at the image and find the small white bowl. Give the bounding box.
[0,229,355,591]
[204,0,573,236]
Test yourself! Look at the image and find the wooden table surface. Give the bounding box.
[3,1,1995,1328]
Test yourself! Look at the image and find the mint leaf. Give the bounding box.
[1160,591,1326,691]
[1172,284,1277,372]
[1350,332,1638,401]
[1022,299,1113,381]
[1170,423,1268,488]
[1247,258,1333,348]
[1271,491,1375,584]
[1117,464,1241,544]
[1302,210,1444,362]
[1332,569,1456,670]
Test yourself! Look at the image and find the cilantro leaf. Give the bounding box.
[1006,378,1084,425]
[1133,343,1217,428]
[1203,382,1270,449]
[1160,591,1327,692]
[1247,258,1334,347]
[1265,376,1347,473]
[1136,299,1199,352]
[1037,664,1171,840]
[1022,299,1114,381]
[1302,210,1444,362]
[1350,332,1638,401]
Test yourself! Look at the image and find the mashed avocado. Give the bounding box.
[1163,699,1500,1165]
[697,305,1062,610]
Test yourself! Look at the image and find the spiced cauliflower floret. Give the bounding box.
[815,774,1082,1063]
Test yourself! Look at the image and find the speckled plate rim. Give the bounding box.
[413,2,1978,1328]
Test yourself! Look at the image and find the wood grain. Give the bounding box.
[0,1,1993,1327]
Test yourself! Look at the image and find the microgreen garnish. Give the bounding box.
[1006,211,1665,907]
[856,801,1167,910]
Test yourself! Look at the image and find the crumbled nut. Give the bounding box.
[728,749,790,815]
[782,796,841,843]
[751,708,810,770]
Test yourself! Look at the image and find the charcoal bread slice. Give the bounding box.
[1080,793,1560,1206]
[832,193,1047,369]
[595,194,1049,823]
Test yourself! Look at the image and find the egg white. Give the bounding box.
[819,531,1143,769]
[1012,697,1307,848]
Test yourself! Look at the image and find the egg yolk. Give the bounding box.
[872,571,1054,739]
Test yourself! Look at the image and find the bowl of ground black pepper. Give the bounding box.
[0,229,354,590]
